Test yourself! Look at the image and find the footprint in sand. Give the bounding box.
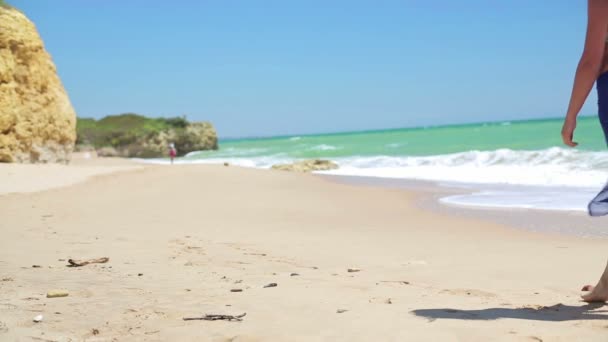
[184,245,205,253]
[369,297,393,304]
[168,239,207,263]
[440,288,497,298]
[402,260,428,266]
[0,303,17,311]
[229,244,306,268]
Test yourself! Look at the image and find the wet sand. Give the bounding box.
[323,174,608,238]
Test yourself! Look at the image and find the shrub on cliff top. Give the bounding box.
[76,113,189,148]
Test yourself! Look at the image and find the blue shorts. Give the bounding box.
[597,71,608,146]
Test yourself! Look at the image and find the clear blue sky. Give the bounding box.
[13,0,594,137]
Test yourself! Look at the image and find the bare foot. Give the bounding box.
[581,281,608,302]
[581,284,595,291]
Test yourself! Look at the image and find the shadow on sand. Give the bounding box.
[412,303,608,322]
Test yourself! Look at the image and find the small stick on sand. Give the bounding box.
[183,313,246,321]
[379,280,410,285]
[67,257,109,267]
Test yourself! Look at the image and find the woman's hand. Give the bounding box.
[562,0,608,146]
[561,117,578,147]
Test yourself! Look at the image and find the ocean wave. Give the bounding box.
[135,155,291,168]
[309,144,339,151]
[184,147,270,158]
[136,147,608,188]
[318,147,608,188]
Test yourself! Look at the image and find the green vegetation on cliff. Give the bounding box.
[77,113,186,147]
[77,113,218,158]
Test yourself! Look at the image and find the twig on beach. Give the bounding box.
[67,257,109,267]
[378,280,410,285]
[183,313,246,321]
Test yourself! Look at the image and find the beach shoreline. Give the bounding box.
[1,158,607,341]
[320,174,608,239]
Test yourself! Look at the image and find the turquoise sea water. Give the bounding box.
[141,116,608,212]
[186,116,606,160]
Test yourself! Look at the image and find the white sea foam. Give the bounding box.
[134,155,291,168]
[309,144,339,151]
[319,147,608,188]
[185,147,270,158]
[440,188,595,212]
[139,147,608,188]
[135,147,608,212]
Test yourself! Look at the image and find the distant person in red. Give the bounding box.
[169,143,177,164]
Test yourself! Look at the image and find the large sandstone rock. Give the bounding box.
[271,159,339,172]
[0,7,76,163]
[117,121,218,158]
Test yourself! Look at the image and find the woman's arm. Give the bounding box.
[562,0,608,147]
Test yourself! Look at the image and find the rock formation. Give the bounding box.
[271,159,339,172]
[77,114,218,158]
[140,122,218,157]
[0,6,77,163]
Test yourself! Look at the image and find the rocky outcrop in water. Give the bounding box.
[271,159,339,172]
[0,7,77,163]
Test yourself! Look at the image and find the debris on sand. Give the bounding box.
[183,313,246,321]
[67,257,109,267]
[347,268,360,273]
[378,280,410,285]
[46,290,69,298]
[263,283,277,288]
[33,315,43,323]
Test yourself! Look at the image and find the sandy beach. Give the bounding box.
[1,156,607,341]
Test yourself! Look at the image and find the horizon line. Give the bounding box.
[219,114,599,142]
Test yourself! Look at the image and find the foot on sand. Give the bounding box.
[581,281,608,302]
